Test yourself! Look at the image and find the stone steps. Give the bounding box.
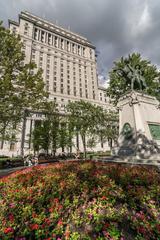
[95,156,160,167]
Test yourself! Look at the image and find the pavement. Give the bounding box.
[1,158,159,179]
[0,160,64,178]
[0,166,27,178]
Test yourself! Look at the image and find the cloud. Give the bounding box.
[1,0,160,86]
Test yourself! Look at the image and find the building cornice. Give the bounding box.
[8,19,19,27]
[18,11,95,49]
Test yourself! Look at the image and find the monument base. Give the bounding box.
[116,91,160,165]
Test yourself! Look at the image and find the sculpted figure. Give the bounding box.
[115,63,147,91]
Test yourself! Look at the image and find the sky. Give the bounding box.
[1,0,160,86]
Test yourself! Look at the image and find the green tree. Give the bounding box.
[0,21,47,146]
[99,110,118,148]
[89,105,118,149]
[67,100,107,159]
[32,102,59,155]
[107,53,160,105]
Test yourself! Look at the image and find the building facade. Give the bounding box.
[1,11,112,156]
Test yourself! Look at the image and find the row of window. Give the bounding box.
[31,50,95,71]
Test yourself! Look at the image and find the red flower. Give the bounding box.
[156,224,160,233]
[32,213,37,218]
[103,223,110,229]
[4,227,14,234]
[65,230,70,239]
[54,198,59,203]
[8,214,14,222]
[57,219,63,226]
[30,224,39,230]
[58,204,63,211]
[44,218,51,225]
[101,196,107,200]
[137,226,146,234]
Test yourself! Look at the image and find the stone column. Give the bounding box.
[51,35,54,46]
[39,30,41,41]
[44,32,47,43]
[46,32,48,44]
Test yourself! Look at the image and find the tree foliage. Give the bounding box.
[0,21,47,143]
[107,53,160,105]
[67,100,118,158]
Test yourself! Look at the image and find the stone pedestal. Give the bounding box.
[117,91,160,165]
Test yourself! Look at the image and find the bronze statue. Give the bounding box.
[115,63,147,91]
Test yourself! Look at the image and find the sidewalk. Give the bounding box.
[0,166,27,178]
[0,161,60,178]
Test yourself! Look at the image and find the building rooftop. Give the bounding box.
[15,11,95,48]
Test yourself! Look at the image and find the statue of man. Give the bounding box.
[115,63,146,91]
[127,64,146,90]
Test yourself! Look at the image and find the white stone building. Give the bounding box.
[1,11,112,156]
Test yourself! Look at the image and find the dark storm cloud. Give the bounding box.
[1,0,160,86]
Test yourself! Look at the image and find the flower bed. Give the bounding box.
[0,161,160,240]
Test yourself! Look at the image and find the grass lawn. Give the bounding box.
[0,161,160,240]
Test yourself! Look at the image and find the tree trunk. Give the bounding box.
[0,124,6,150]
[21,109,27,157]
[81,134,86,160]
[76,131,79,150]
[62,146,64,152]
